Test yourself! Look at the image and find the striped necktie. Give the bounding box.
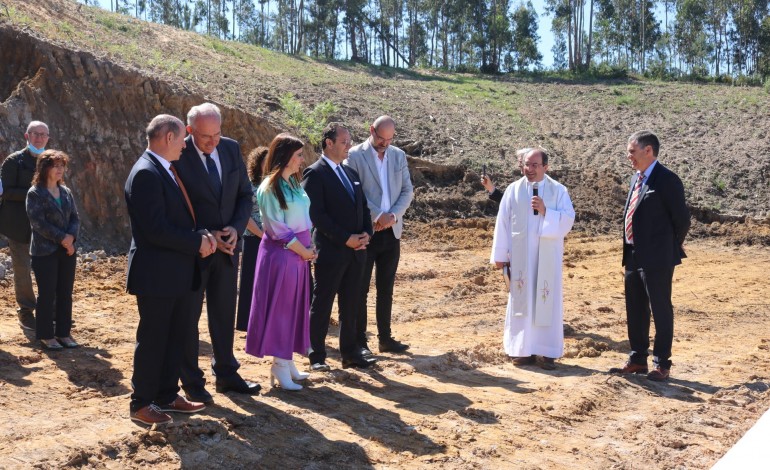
[624,174,644,244]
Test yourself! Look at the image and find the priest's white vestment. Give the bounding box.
[490,175,575,358]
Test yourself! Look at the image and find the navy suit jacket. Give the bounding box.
[173,135,252,265]
[302,157,373,264]
[622,161,690,271]
[125,152,201,297]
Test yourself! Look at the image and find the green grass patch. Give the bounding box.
[279,93,338,147]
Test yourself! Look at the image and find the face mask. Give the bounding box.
[27,143,45,155]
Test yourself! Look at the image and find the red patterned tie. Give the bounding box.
[624,174,644,244]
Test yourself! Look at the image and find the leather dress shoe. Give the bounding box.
[647,366,670,382]
[360,346,374,357]
[184,385,214,404]
[609,361,649,374]
[131,404,173,426]
[310,362,331,372]
[215,377,261,395]
[537,356,557,370]
[342,355,377,369]
[511,355,536,366]
[379,337,409,353]
[18,310,35,331]
[158,395,206,414]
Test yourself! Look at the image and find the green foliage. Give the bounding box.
[279,94,338,148]
[712,176,727,193]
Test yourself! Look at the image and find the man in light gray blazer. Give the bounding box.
[345,116,414,355]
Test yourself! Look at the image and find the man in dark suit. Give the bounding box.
[0,121,50,330]
[303,123,375,371]
[173,103,259,402]
[610,130,690,381]
[125,114,215,425]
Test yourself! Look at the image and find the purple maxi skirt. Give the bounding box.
[245,230,311,360]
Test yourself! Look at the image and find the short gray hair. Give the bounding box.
[515,147,532,164]
[26,121,49,133]
[187,103,222,127]
[146,114,184,141]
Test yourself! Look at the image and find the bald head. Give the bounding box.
[146,114,186,161]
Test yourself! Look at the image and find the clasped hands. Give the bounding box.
[346,232,370,251]
[198,226,238,258]
[374,213,396,232]
[60,234,75,256]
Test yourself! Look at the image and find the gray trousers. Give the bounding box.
[8,238,35,313]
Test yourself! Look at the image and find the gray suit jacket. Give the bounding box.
[26,184,80,256]
[345,140,414,239]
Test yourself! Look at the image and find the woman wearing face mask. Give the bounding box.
[25,150,80,350]
[0,121,50,331]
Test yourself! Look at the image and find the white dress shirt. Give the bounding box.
[192,139,222,181]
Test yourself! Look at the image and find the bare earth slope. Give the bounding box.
[0,226,768,468]
[1,0,769,249]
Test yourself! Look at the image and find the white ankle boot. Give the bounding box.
[270,358,302,391]
[288,359,310,381]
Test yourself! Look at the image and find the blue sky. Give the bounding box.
[95,0,557,67]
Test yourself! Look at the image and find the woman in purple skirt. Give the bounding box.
[245,133,317,390]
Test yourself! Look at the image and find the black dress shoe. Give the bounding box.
[310,362,331,372]
[379,337,410,353]
[342,355,377,369]
[360,346,374,358]
[183,385,214,404]
[215,377,261,395]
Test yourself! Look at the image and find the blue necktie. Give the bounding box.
[336,166,355,200]
[204,153,222,197]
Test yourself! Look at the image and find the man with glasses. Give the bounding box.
[0,121,50,330]
[346,116,414,356]
[610,130,690,381]
[490,148,574,370]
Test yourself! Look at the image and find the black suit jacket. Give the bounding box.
[622,161,690,271]
[173,136,252,265]
[302,157,373,264]
[125,152,201,297]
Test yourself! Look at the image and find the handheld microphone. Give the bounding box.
[533,182,539,215]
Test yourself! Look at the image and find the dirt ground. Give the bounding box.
[0,223,768,469]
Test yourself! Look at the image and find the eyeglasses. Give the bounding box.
[523,163,543,169]
[51,163,66,169]
[29,132,50,138]
[372,128,396,143]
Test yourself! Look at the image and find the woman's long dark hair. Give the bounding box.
[264,133,304,210]
[31,149,69,187]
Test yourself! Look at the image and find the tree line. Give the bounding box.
[90,0,770,79]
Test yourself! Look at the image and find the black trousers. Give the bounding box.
[624,250,675,369]
[180,251,240,389]
[130,294,192,412]
[235,236,261,332]
[31,248,76,340]
[356,228,400,344]
[309,253,365,364]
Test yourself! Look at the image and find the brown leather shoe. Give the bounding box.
[609,361,648,374]
[131,404,173,425]
[511,355,536,366]
[538,357,557,370]
[647,366,670,381]
[158,395,205,414]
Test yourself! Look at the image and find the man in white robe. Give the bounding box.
[490,148,575,369]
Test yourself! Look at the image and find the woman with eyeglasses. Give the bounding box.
[25,150,80,350]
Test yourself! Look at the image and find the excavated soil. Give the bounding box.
[0,224,768,469]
